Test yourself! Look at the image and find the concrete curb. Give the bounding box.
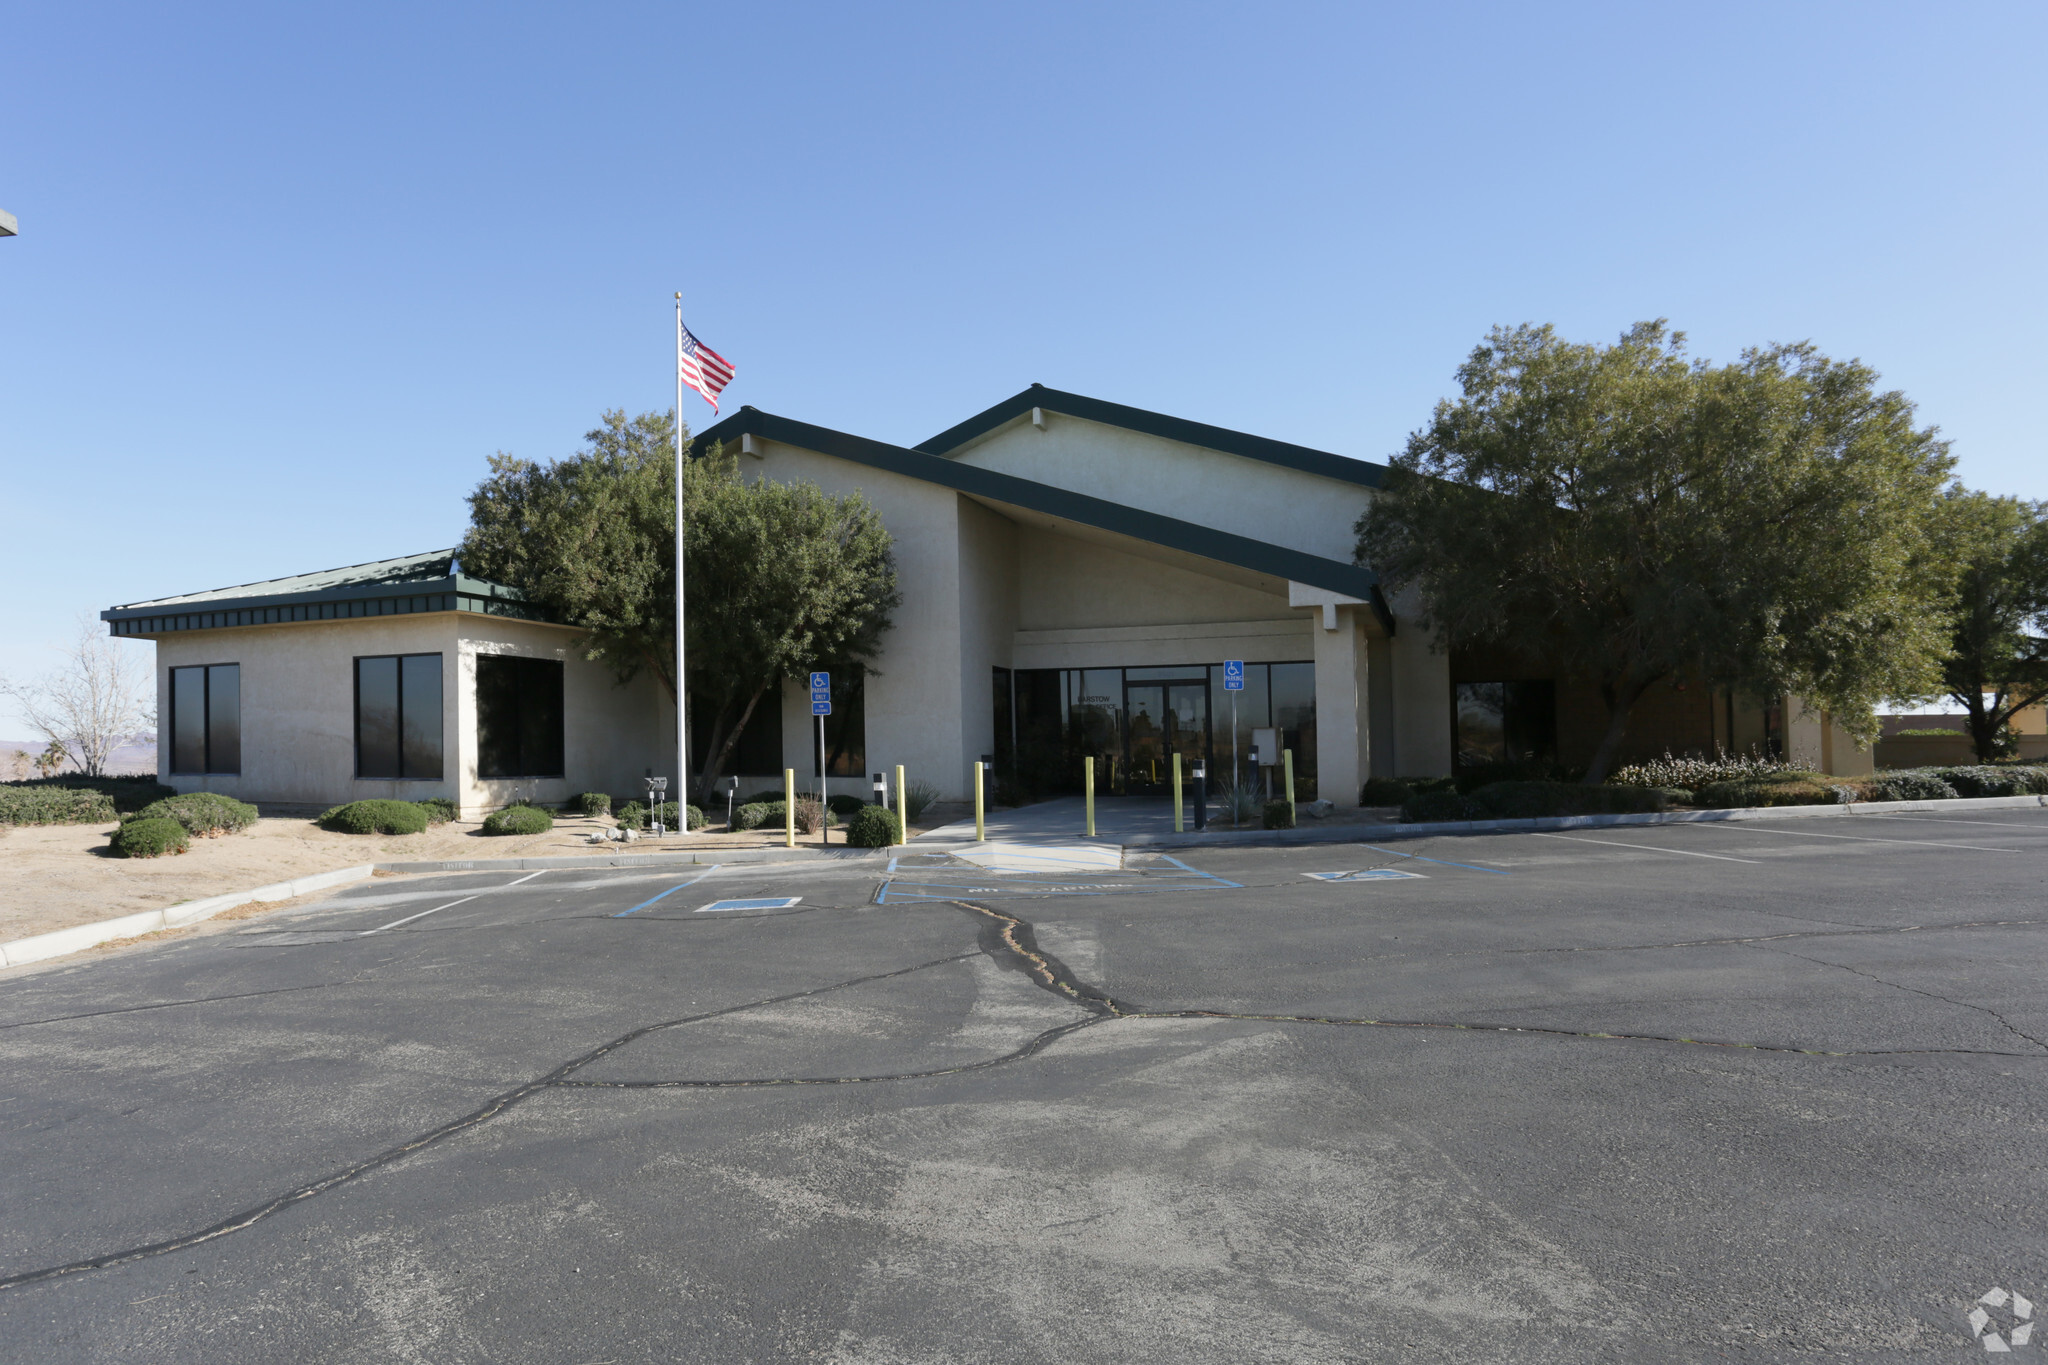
[0,864,377,969]
[373,846,890,874]
[1124,792,2048,849]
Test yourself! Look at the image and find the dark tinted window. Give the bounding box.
[171,667,206,774]
[206,665,240,774]
[1455,680,1556,768]
[400,654,443,780]
[355,657,401,778]
[476,655,564,778]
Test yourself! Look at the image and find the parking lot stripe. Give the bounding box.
[1714,825,2024,853]
[362,897,477,935]
[1359,843,1512,875]
[612,866,723,917]
[1529,832,1760,863]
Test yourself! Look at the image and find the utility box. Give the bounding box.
[1252,728,1278,765]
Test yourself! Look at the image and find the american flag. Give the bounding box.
[677,320,735,411]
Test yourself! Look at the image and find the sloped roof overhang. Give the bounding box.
[695,407,1393,633]
[101,551,547,637]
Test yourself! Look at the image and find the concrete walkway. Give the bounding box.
[910,794,1195,846]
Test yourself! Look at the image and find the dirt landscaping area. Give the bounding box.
[0,804,975,948]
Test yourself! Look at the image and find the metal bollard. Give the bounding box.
[974,761,986,842]
[1172,752,1183,833]
[1084,756,1095,837]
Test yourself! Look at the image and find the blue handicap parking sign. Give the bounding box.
[1223,659,1245,691]
[810,671,831,692]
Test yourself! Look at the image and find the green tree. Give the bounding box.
[1929,491,2048,760]
[460,409,900,796]
[1356,322,1954,781]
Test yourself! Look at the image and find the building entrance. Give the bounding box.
[1124,679,1208,792]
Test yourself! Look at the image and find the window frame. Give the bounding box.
[167,662,241,775]
[353,652,445,781]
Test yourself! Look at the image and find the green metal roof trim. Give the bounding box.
[102,550,552,636]
[914,384,1390,490]
[696,408,1393,632]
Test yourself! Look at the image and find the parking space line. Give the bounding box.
[1359,843,1512,875]
[1529,832,1760,863]
[612,866,724,917]
[1713,825,2024,853]
[363,897,477,935]
[503,870,548,886]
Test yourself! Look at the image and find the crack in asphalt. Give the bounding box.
[0,981,352,1031]
[10,884,2046,1294]
[1753,945,2048,1053]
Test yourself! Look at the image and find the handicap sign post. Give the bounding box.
[809,673,831,842]
[1223,661,1244,786]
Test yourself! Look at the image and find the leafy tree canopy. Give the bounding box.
[460,409,900,793]
[1355,322,1955,780]
[1928,490,2048,760]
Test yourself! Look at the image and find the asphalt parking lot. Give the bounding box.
[3,809,2047,1362]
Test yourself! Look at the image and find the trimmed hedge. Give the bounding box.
[571,791,611,817]
[0,786,117,826]
[482,804,553,836]
[4,774,175,813]
[826,793,867,817]
[1402,781,1678,823]
[416,797,457,824]
[320,799,431,835]
[747,800,820,834]
[111,816,189,858]
[844,805,902,848]
[1359,777,1413,806]
[1263,799,1296,830]
[133,792,257,837]
[1692,774,1834,810]
[612,800,705,831]
[742,789,788,805]
[1929,765,2048,798]
[1862,772,1959,802]
[730,802,774,831]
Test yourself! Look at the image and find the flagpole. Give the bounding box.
[674,293,689,838]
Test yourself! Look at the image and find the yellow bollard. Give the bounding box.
[1085,756,1096,837]
[784,767,796,848]
[1172,752,1183,833]
[1283,749,1296,824]
[974,761,986,842]
[895,763,907,839]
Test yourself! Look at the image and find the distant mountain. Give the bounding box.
[0,739,158,777]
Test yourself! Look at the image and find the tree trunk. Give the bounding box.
[1582,676,1654,784]
[698,679,772,797]
[1962,689,2001,763]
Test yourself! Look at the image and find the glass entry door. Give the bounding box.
[1124,680,1208,792]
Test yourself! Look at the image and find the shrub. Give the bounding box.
[1893,727,1963,737]
[742,789,788,805]
[319,799,431,835]
[730,802,773,831]
[482,804,553,836]
[4,774,175,813]
[1862,772,1959,802]
[649,800,706,830]
[614,799,644,829]
[903,780,942,823]
[1453,759,1571,795]
[1401,790,1485,823]
[134,792,258,837]
[1467,781,1674,819]
[1930,765,2048,798]
[1262,799,1295,830]
[110,816,189,858]
[826,793,867,817]
[844,805,902,847]
[0,786,117,826]
[1359,777,1413,806]
[1692,774,1834,810]
[415,797,457,824]
[570,791,611,817]
[1609,749,1807,794]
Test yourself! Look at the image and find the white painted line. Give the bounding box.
[696,897,802,913]
[1528,832,1760,863]
[503,870,549,886]
[362,897,476,935]
[1710,824,2025,853]
[1303,869,1425,882]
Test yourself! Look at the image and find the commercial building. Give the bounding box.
[104,386,1873,815]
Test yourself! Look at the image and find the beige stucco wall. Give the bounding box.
[147,613,666,815]
[947,412,1374,564]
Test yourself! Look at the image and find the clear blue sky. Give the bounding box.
[4,1,2043,735]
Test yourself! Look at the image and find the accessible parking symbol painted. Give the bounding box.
[1302,870,1426,882]
[697,898,803,913]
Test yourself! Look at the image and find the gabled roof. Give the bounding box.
[916,384,1390,490]
[695,407,1393,631]
[102,551,544,637]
